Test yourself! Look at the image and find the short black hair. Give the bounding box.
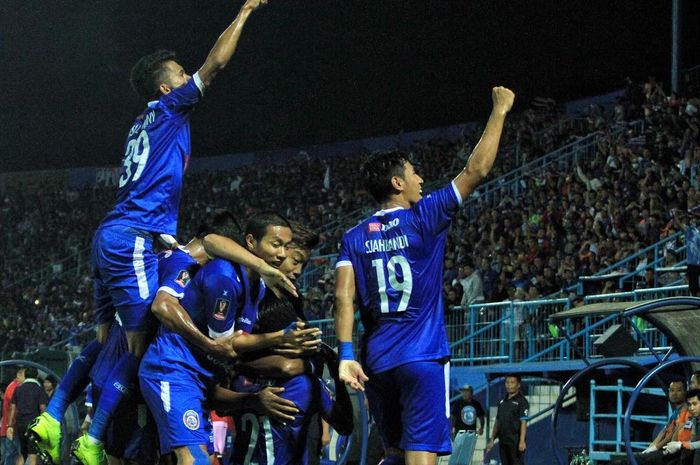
[129,49,178,101]
[288,220,319,251]
[505,374,522,383]
[43,375,57,388]
[687,389,700,402]
[360,150,412,203]
[669,378,687,390]
[196,210,242,241]
[24,367,39,379]
[245,212,291,242]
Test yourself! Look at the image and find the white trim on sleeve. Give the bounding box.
[193,72,205,95]
[209,326,234,339]
[157,286,184,299]
[335,260,353,269]
[451,181,463,205]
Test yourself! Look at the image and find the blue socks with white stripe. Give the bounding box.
[87,352,140,441]
[46,340,103,423]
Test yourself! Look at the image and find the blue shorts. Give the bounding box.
[140,374,212,454]
[365,360,451,455]
[92,226,158,331]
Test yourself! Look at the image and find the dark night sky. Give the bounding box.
[1,0,699,173]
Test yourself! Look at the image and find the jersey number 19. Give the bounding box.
[371,256,413,313]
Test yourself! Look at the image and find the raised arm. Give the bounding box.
[453,87,515,200]
[334,265,368,391]
[197,0,267,87]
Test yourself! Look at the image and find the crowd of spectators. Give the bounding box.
[1,74,698,352]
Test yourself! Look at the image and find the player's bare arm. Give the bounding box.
[151,291,240,359]
[231,322,322,354]
[208,385,298,422]
[197,0,268,87]
[453,86,515,200]
[202,234,298,298]
[334,264,368,391]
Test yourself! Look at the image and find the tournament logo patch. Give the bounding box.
[368,222,381,233]
[183,410,200,430]
[175,270,191,288]
[213,298,230,321]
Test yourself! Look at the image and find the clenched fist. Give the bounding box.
[492,86,515,115]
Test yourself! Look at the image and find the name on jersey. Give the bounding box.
[368,218,400,232]
[128,110,156,137]
[364,234,410,254]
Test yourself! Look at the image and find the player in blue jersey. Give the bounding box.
[139,213,321,465]
[28,3,293,464]
[228,220,353,465]
[334,87,515,465]
[84,210,245,465]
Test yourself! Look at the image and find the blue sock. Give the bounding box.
[87,352,140,441]
[46,340,103,423]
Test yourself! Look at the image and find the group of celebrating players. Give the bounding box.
[22,1,516,465]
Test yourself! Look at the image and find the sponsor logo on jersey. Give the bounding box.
[213,298,230,321]
[183,410,200,430]
[238,317,252,326]
[368,223,381,233]
[175,270,191,288]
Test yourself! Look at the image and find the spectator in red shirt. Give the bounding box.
[1,367,25,465]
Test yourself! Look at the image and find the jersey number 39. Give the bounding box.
[119,131,151,188]
[372,256,413,313]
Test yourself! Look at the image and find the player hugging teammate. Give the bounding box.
[25,0,516,464]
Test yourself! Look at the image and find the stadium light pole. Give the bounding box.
[671,0,681,93]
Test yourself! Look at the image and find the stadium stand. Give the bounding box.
[1,75,698,356]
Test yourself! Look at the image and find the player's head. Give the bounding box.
[691,371,700,390]
[279,220,319,281]
[245,212,293,268]
[504,374,521,395]
[24,367,39,380]
[687,389,700,417]
[130,49,190,101]
[361,150,424,206]
[459,384,473,400]
[668,378,687,404]
[196,209,242,242]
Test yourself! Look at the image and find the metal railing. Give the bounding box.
[589,379,669,462]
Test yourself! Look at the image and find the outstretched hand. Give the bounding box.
[280,321,322,349]
[338,360,368,391]
[259,263,298,298]
[492,86,515,115]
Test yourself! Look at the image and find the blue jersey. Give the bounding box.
[157,248,200,299]
[141,259,264,383]
[100,73,205,235]
[336,183,462,373]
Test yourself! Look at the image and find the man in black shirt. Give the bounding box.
[486,374,529,465]
[450,384,485,437]
[8,367,48,465]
